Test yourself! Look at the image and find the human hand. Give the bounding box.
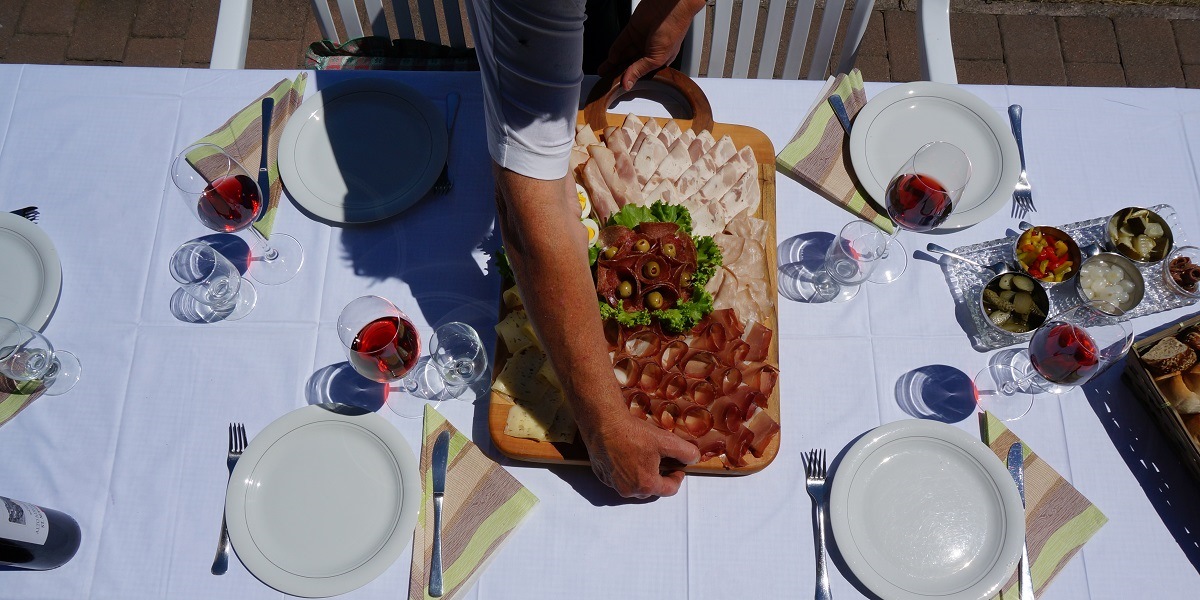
[598,0,706,91]
[581,408,701,498]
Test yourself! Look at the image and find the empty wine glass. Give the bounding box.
[169,241,256,321]
[808,221,889,302]
[170,143,304,285]
[974,301,1133,420]
[0,318,81,396]
[428,322,488,392]
[869,141,972,284]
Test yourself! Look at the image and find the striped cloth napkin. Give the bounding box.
[980,412,1108,599]
[191,74,308,238]
[0,376,46,429]
[775,69,894,234]
[408,405,538,600]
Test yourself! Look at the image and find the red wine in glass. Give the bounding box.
[887,173,953,232]
[196,174,261,232]
[350,316,420,380]
[1030,323,1100,385]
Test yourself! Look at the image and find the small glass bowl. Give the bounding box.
[1163,245,1200,299]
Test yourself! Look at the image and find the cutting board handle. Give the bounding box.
[583,67,714,133]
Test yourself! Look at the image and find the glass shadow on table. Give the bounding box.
[168,234,252,324]
[777,231,837,304]
[894,364,977,424]
[1084,326,1200,573]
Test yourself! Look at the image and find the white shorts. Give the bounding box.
[466,0,587,180]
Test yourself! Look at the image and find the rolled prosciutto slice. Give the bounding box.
[746,410,780,458]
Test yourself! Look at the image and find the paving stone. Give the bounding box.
[67,0,136,62]
[183,60,210,69]
[247,0,309,41]
[884,10,920,82]
[955,59,1007,84]
[5,33,69,64]
[950,13,1002,61]
[245,38,305,70]
[17,0,76,36]
[124,37,182,67]
[132,0,190,39]
[855,54,891,81]
[998,15,1066,85]
[1114,17,1185,87]
[183,0,220,65]
[1058,17,1119,63]
[1174,19,1200,65]
[832,10,888,59]
[1185,65,1200,89]
[1066,62,1127,86]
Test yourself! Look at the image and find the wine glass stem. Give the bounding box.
[1000,369,1041,395]
[249,226,280,262]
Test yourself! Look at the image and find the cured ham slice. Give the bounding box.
[581,159,619,221]
[633,134,669,190]
[718,163,761,224]
[569,148,589,177]
[644,179,682,206]
[746,410,780,458]
[606,126,635,157]
[620,113,644,138]
[689,200,725,237]
[676,136,737,198]
[662,120,682,146]
[727,212,768,242]
[588,145,644,207]
[693,146,754,207]
[631,118,662,156]
[713,233,745,265]
[575,125,599,148]
[743,321,772,362]
[643,137,691,192]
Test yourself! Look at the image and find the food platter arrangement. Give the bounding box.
[940,203,1198,351]
[487,70,782,474]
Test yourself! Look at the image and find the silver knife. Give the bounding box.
[255,97,274,222]
[828,95,852,135]
[1007,442,1035,600]
[429,431,451,597]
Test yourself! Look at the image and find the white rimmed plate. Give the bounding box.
[849,82,1020,231]
[829,419,1024,600]
[0,212,61,330]
[278,78,447,224]
[225,404,420,598]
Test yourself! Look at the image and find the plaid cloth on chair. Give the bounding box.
[306,37,479,71]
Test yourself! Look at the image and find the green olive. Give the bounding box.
[643,261,662,278]
[662,243,677,258]
[633,239,650,253]
[679,270,692,286]
[617,281,633,298]
[646,291,664,309]
[602,246,618,259]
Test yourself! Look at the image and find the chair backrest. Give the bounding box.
[312,0,472,47]
[668,0,956,82]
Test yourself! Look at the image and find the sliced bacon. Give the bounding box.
[746,410,780,458]
[711,366,742,396]
[660,372,687,400]
[695,429,727,462]
[743,321,773,362]
[723,426,754,468]
[708,309,745,339]
[613,356,641,387]
[638,360,666,392]
[682,350,719,380]
[660,340,689,371]
[651,397,679,431]
[623,329,661,358]
[710,396,745,434]
[717,339,750,366]
[742,363,779,397]
[625,390,651,420]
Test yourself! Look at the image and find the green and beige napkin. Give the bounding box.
[775,69,894,234]
[191,74,308,238]
[0,376,45,429]
[980,412,1108,599]
[408,405,538,600]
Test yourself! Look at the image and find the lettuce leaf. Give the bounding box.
[608,204,655,230]
[693,235,722,286]
[599,301,652,328]
[496,248,515,282]
[607,200,692,233]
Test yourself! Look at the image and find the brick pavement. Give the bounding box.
[0,0,1197,88]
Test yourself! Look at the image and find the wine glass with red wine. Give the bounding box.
[974,301,1133,420]
[170,143,304,285]
[337,296,435,417]
[869,141,972,284]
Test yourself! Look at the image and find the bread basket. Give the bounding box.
[1124,310,1200,482]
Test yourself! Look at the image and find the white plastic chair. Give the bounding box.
[652,0,956,83]
[211,0,471,69]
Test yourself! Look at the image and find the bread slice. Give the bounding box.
[1165,374,1200,414]
[1142,337,1197,377]
[1185,414,1200,444]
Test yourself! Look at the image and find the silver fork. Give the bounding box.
[804,449,832,600]
[211,423,247,575]
[1008,105,1035,220]
[433,92,460,195]
[9,206,38,222]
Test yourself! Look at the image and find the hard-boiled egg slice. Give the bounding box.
[581,218,600,247]
[576,183,591,219]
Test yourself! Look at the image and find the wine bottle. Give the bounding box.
[0,496,81,570]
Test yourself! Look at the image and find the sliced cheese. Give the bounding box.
[495,310,534,353]
[491,345,550,402]
[504,387,575,443]
[537,360,562,389]
[502,284,523,309]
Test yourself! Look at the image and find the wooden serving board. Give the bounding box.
[487,70,781,474]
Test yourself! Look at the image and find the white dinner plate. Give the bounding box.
[225,405,421,598]
[849,82,1020,231]
[0,212,61,330]
[278,78,448,224]
[829,420,1024,600]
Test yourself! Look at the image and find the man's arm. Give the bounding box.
[493,165,700,498]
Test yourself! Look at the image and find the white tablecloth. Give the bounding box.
[1,64,1199,599]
